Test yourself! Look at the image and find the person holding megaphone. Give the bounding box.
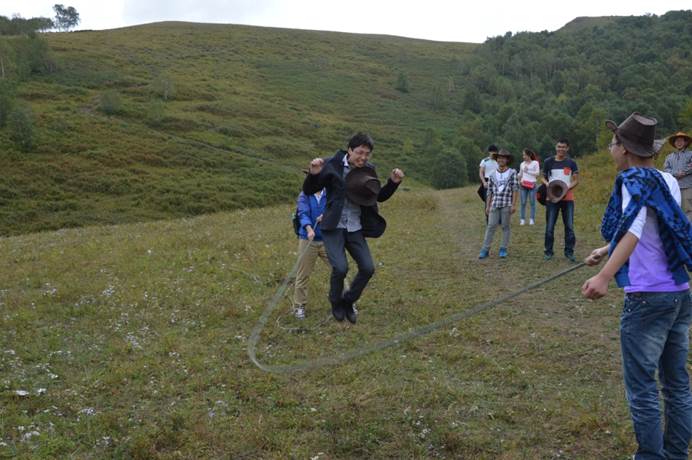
[540,138,580,262]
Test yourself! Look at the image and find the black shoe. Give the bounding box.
[343,299,357,324]
[331,302,345,322]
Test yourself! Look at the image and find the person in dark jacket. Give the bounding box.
[292,188,328,320]
[303,133,404,324]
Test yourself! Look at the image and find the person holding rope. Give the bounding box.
[303,133,404,324]
[292,188,328,320]
[582,113,692,460]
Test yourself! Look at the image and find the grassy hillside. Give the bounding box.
[560,16,618,33]
[0,149,664,458]
[1,22,473,236]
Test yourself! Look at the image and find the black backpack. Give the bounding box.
[292,208,301,236]
[536,183,547,206]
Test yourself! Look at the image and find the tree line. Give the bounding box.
[0,4,80,36]
[0,5,78,151]
[402,10,692,189]
[0,33,54,151]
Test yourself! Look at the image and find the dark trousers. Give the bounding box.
[479,184,489,223]
[321,229,375,307]
[544,200,575,256]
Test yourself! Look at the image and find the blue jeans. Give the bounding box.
[519,186,536,220]
[621,290,692,460]
[321,229,375,307]
[544,200,575,256]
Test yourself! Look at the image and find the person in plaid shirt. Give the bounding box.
[479,149,518,259]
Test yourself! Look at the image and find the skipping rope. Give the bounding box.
[247,231,587,375]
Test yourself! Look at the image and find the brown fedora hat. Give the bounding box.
[496,148,513,165]
[669,131,692,148]
[346,167,381,206]
[547,180,569,203]
[605,112,662,158]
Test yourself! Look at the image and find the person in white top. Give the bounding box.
[517,148,540,225]
[478,145,499,220]
[479,145,499,188]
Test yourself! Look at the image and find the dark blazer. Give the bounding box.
[303,150,400,238]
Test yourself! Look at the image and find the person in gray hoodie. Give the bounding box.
[664,131,692,221]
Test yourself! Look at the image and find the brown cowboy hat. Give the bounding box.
[346,167,381,207]
[669,131,692,148]
[605,112,663,158]
[496,148,513,165]
[546,180,569,203]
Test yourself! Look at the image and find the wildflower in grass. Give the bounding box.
[21,431,40,442]
[79,407,96,416]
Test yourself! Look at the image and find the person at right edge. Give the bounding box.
[303,133,404,324]
[664,130,692,222]
[582,112,692,460]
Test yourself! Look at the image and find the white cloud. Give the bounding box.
[121,0,279,25]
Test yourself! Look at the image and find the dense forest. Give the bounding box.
[344,11,692,189]
[451,11,692,158]
[0,15,53,36]
[0,33,53,149]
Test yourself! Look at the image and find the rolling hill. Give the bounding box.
[1,22,474,235]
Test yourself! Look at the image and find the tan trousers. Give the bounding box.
[293,239,329,307]
[682,188,692,223]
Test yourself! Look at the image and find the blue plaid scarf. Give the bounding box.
[601,168,692,287]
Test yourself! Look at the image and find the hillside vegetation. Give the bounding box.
[0,22,472,236]
[465,11,692,155]
[0,11,690,237]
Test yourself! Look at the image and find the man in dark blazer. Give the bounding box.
[303,133,404,324]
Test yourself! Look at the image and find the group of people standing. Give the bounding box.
[478,123,692,459]
[476,130,692,272]
[478,139,579,261]
[480,145,540,227]
[288,124,692,459]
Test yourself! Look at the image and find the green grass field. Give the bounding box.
[1,146,664,458]
[1,18,688,459]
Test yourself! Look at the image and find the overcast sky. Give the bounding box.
[3,0,690,43]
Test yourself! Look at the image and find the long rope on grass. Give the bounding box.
[247,239,587,374]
